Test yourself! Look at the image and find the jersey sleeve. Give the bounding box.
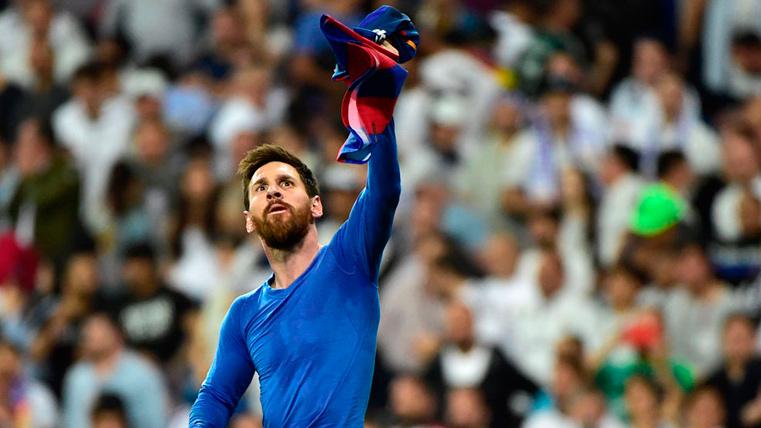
[329,121,401,282]
[189,298,255,427]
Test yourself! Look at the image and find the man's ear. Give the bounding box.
[311,196,324,219]
[244,211,255,234]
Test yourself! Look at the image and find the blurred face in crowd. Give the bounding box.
[182,157,215,201]
[633,39,669,85]
[23,0,52,37]
[134,120,170,167]
[491,97,522,136]
[528,212,559,248]
[542,92,572,129]
[547,0,581,29]
[81,315,121,362]
[478,233,519,278]
[14,118,50,178]
[122,257,158,296]
[0,343,21,386]
[723,316,757,364]
[569,389,607,426]
[604,268,639,310]
[92,412,128,428]
[389,375,436,424]
[547,53,583,86]
[722,129,760,183]
[73,74,104,114]
[235,67,271,106]
[444,301,474,348]
[245,162,321,250]
[599,151,626,186]
[63,253,99,296]
[538,251,564,298]
[29,38,54,81]
[212,8,244,49]
[230,414,263,428]
[676,245,712,293]
[446,388,490,428]
[551,358,583,406]
[625,376,659,423]
[656,73,684,120]
[685,388,725,428]
[731,37,761,75]
[411,184,445,240]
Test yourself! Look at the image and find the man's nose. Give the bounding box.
[267,187,282,199]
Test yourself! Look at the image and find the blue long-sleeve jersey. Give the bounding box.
[189,122,401,427]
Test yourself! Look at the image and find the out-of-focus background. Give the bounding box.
[1,0,761,427]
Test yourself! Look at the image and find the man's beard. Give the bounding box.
[252,201,312,251]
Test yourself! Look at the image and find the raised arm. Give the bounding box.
[331,121,401,281]
[189,298,255,427]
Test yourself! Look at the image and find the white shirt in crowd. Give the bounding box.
[597,173,644,266]
[0,7,90,88]
[52,95,137,234]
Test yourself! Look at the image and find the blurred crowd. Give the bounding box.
[2,0,761,427]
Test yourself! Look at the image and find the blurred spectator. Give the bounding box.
[456,94,526,229]
[424,301,537,427]
[107,243,198,365]
[711,124,761,282]
[700,0,761,98]
[459,233,526,348]
[13,38,69,126]
[523,355,587,427]
[590,269,694,419]
[167,153,221,301]
[682,385,727,428]
[62,312,167,428]
[52,61,136,235]
[623,375,676,428]
[388,374,440,427]
[490,0,536,73]
[7,117,82,263]
[663,244,735,377]
[91,393,129,428]
[509,249,596,385]
[505,77,606,207]
[29,248,102,397]
[317,164,364,243]
[628,72,720,176]
[445,387,491,428]
[609,37,700,144]
[706,314,761,428]
[100,0,218,68]
[209,65,287,179]
[0,0,90,88]
[0,337,58,428]
[378,232,452,373]
[597,145,644,266]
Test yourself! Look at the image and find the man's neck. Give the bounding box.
[94,348,122,376]
[265,227,322,290]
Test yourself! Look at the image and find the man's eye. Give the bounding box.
[256,184,266,192]
[282,181,293,187]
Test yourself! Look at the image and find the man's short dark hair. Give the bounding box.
[123,242,156,263]
[656,150,687,180]
[91,392,128,422]
[610,144,640,172]
[72,60,105,84]
[237,144,320,210]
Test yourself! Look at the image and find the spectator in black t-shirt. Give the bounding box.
[706,313,761,428]
[109,243,198,365]
[425,300,538,428]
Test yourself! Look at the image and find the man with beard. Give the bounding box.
[190,6,416,427]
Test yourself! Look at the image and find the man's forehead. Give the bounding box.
[250,161,299,183]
